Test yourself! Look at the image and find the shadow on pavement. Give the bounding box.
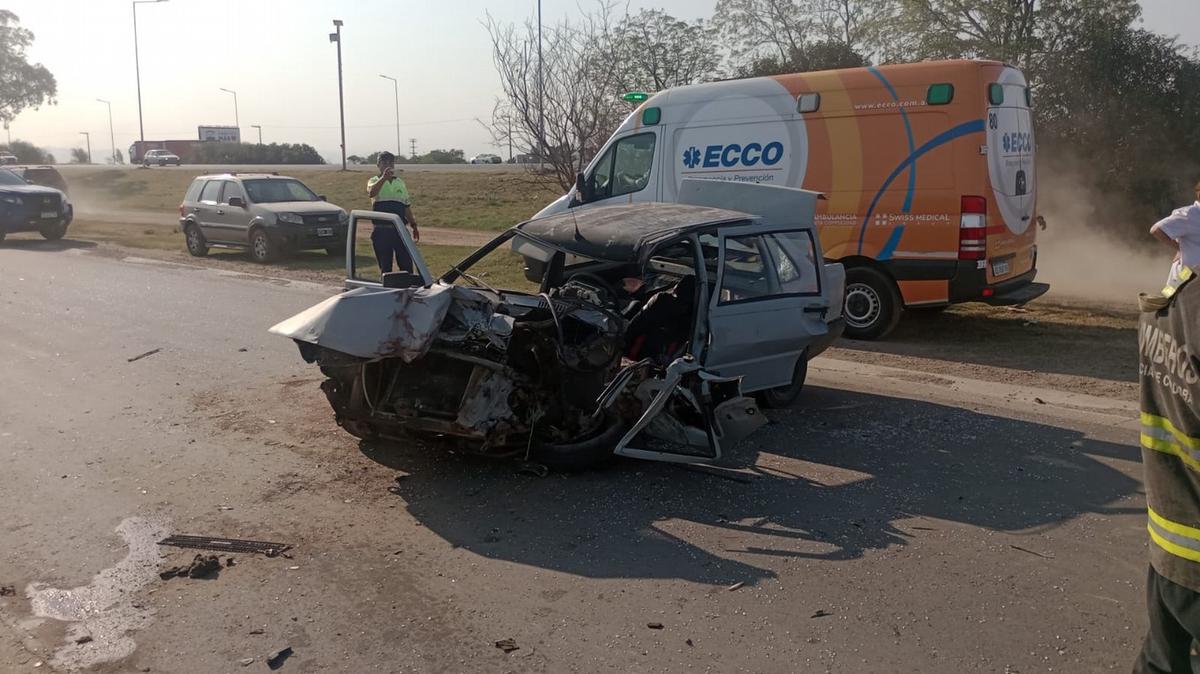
[358,383,1141,586]
[0,237,97,252]
[835,304,1137,384]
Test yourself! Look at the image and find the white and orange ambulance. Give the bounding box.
[534,59,1048,339]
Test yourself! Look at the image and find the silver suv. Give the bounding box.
[179,173,348,263]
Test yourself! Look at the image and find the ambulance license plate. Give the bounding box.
[992,260,1011,277]
[41,211,58,219]
[316,227,333,237]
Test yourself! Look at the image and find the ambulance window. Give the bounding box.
[590,132,656,201]
[796,93,821,113]
[988,83,1004,105]
[927,83,955,105]
[1025,87,1033,107]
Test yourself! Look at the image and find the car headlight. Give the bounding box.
[1,195,22,205]
[277,212,304,225]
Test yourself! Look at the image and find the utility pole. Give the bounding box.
[97,99,116,163]
[379,75,400,157]
[251,125,262,144]
[219,88,239,134]
[133,0,168,146]
[3,120,9,146]
[80,132,92,164]
[537,0,544,171]
[330,20,347,171]
[409,138,417,160]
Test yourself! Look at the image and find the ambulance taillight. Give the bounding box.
[958,196,988,261]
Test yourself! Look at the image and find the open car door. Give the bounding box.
[344,209,432,291]
[613,358,766,465]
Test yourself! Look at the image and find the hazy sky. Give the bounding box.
[6,0,1198,163]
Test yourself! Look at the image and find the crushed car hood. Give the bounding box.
[269,283,503,362]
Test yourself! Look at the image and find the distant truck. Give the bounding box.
[129,140,198,165]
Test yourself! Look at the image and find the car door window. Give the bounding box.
[198,180,221,203]
[718,235,777,304]
[763,231,820,295]
[588,132,656,201]
[220,181,246,204]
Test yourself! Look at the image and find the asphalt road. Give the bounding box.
[0,239,1150,673]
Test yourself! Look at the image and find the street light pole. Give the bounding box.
[251,125,262,145]
[96,98,115,164]
[379,74,400,157]
[219,88,239,135]
[330,20,346,171]
[537,0,544,171]
[80,132,92,164]
[133,0,168,147]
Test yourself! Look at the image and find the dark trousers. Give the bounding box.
[370,201,412,274]
[1134,565,1200,673]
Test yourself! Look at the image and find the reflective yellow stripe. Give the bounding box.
[1143,412,1200,450]
[1148,524,1200,563]
[1141,433,1200,473]
[1149,506,1200,541]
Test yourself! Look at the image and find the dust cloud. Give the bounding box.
[1035,160,1174,306]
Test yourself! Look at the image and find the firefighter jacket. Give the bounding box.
[1140,265,1200,590]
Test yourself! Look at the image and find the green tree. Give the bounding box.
[69,147,89,164]
[416,149,466,164]
[737,40,867,77]
[0,11,56,125]
[0,139,54,164]
[613,9,721,92]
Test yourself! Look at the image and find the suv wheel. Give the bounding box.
[39,221,68,241]
[184,223,209,257]
[843,266,902,340]
[249,227,277,263]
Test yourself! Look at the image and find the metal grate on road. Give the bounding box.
[158,535,291,557]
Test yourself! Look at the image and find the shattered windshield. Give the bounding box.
[446,231,564,295]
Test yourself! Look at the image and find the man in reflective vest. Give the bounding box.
[366,151,420,273]
[1134,263,1200,673]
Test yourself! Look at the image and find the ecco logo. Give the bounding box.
[682,142,784,169]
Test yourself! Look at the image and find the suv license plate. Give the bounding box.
[41,211,58,219]
[992,260,1011,277]
[316,227,333,237]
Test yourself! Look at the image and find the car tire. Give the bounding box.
[184,223,209,257]
[249,227,276,263]
[39,221,68,241]
[531,412,629,472]
[842,266,902,340]
[758,351,808,409]
[325,245,342,257]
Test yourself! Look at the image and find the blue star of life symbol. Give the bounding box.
[1002,134,1011,152]
[682,146,701,168]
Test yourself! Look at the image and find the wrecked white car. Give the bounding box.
[270,181,845,469]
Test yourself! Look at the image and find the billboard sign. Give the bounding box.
[199,126,240,143]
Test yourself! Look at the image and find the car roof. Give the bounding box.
[196,172,294,180]
[515,202,752,262]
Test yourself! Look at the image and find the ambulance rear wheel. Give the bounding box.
[843,267,901,340]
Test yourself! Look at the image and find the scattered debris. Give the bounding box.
[386,485,403,496]
[158,534,291,558]
[727,581,745,592]
[0,585,15,596]
[238,348,248,352]
[239,657,255,666]
[516,462,548,478]
[1006,306,1029,313]
[1010,544,1054,560]
[494,638,519,653]
[159,554,222,580]
[126,348,162,363]
[647,622,664,629]
[1034,397,1047,405]
[811,610,832,618]
[287,566,300,571]
[249,628,265,635]
[266,646,292,670]
[686,638,694,647]
[225,557,237,567]
[218,505,235,511]
[74,635,93,645]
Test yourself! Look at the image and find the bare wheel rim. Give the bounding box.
[844,283,882,329]
[253,233,268,259]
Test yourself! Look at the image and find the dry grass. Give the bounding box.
[64,167,560,231]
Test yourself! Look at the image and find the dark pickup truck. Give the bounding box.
[0,167,73,242]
